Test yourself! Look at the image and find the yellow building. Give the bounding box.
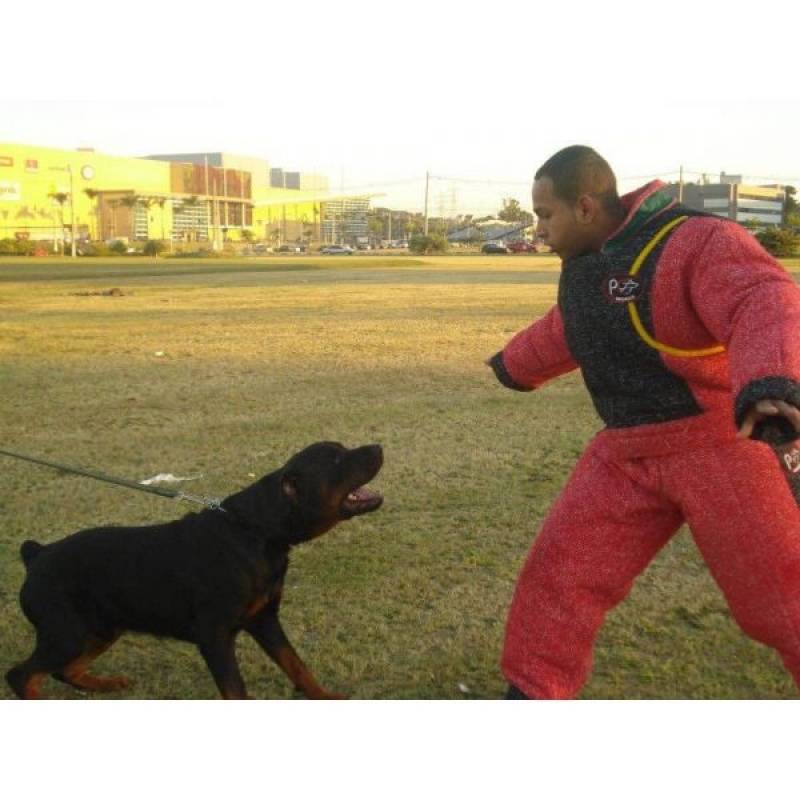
[0,142,372,247]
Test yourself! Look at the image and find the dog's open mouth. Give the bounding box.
[341,485,383,516]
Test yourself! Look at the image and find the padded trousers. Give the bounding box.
[501,433,800,698]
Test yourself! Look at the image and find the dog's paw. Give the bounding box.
[302,687,347,700]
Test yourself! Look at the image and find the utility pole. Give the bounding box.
[678,165,684,203]
[423,170,430,235]
[68,165,76,258]
[387,210,392,242]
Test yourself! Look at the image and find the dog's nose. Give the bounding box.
[364,444,383,467]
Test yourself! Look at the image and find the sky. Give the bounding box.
[3,0,798,215]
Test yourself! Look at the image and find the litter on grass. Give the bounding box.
[140,473,200,486]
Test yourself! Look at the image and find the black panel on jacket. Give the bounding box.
[557,206,709,428]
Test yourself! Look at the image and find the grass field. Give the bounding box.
[1,253,798,699]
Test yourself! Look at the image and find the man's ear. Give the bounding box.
[281,473,299,504]
[575,194,598,224]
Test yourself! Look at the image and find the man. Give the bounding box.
[488,145,800,699]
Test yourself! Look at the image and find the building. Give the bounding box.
[447,218,528,243]
[320,197,370,244]
[0,141,369,247]
[665,174,785,226]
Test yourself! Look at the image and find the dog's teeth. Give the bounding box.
[348,493,358,501]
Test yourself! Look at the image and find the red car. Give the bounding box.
[506,240,537,253]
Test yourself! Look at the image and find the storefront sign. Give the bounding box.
[0,156,13,167]
[0,181,21,200]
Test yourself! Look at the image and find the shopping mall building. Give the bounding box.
[0,142,371,246]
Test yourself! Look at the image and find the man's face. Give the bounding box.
[533,177,587,260]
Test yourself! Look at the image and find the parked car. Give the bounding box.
[320,244,354,255]
[507,240,537,253]
[276,244,305,253]
[482,241,509,254]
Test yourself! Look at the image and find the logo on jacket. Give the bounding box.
[603,274,642,304]
[781,446,800,474]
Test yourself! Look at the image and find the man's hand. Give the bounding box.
[737,399,800,439]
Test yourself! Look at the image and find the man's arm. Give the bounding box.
[689,221,800,440]
[486,304,578,391]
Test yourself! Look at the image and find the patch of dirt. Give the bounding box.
[70,288,128,297]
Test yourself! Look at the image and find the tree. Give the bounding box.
[367,215,384,243]
[784,187,799,230]
[143,239,166,256]
[48,191,70,254]
[786,186,798,216]
[755,226,799,258]
[409,234,449,254]
[83,188,100,240]
[498,198,533,225]
[152,196,169,245]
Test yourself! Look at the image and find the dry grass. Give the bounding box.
[0,254,796,699]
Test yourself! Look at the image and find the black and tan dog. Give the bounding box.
[6,441,383,699]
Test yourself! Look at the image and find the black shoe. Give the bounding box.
[504,683,531,699]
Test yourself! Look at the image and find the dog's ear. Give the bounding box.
[281,472,300,505]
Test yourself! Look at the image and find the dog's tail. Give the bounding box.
[20,540,44,568]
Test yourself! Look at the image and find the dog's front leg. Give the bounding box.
[245,611,345,699]
[196,630,248,699]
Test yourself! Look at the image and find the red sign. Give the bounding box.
[0,156,13,167]
[25,159,38,171]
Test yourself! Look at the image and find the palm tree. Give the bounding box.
[49,191,70,254]
[118,194,140,242]
[84,188,99,240]
[152,197,170,249]
[138,196,157,242]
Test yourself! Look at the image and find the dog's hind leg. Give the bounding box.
[6,633,86,700]
[54,634,131,693]
[6,662,49,700]
[7,593,105,699]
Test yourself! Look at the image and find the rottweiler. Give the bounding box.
[6,441,383,699]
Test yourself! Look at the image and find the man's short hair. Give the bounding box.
[535,145,622,215]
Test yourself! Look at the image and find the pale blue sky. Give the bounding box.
[3,0,797,213]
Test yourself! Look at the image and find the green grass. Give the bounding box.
[0,254,796,699]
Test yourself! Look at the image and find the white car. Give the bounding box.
[321,244,354,255]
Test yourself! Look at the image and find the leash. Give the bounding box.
[0,448,226,512]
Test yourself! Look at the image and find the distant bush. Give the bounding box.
[79,242,113,257]
[409,234,449,254]
[755,227,799,258]
[142,240,167,257]
[0,238,36,256]
[109,240,128,255]
[164,248,225,259]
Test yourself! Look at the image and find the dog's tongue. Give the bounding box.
[347,486,377,502]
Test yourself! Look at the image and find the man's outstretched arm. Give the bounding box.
[486,304,578,391]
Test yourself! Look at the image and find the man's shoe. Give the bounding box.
[504,684,531,699]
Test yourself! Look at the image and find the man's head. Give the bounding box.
[533,145,625,259]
